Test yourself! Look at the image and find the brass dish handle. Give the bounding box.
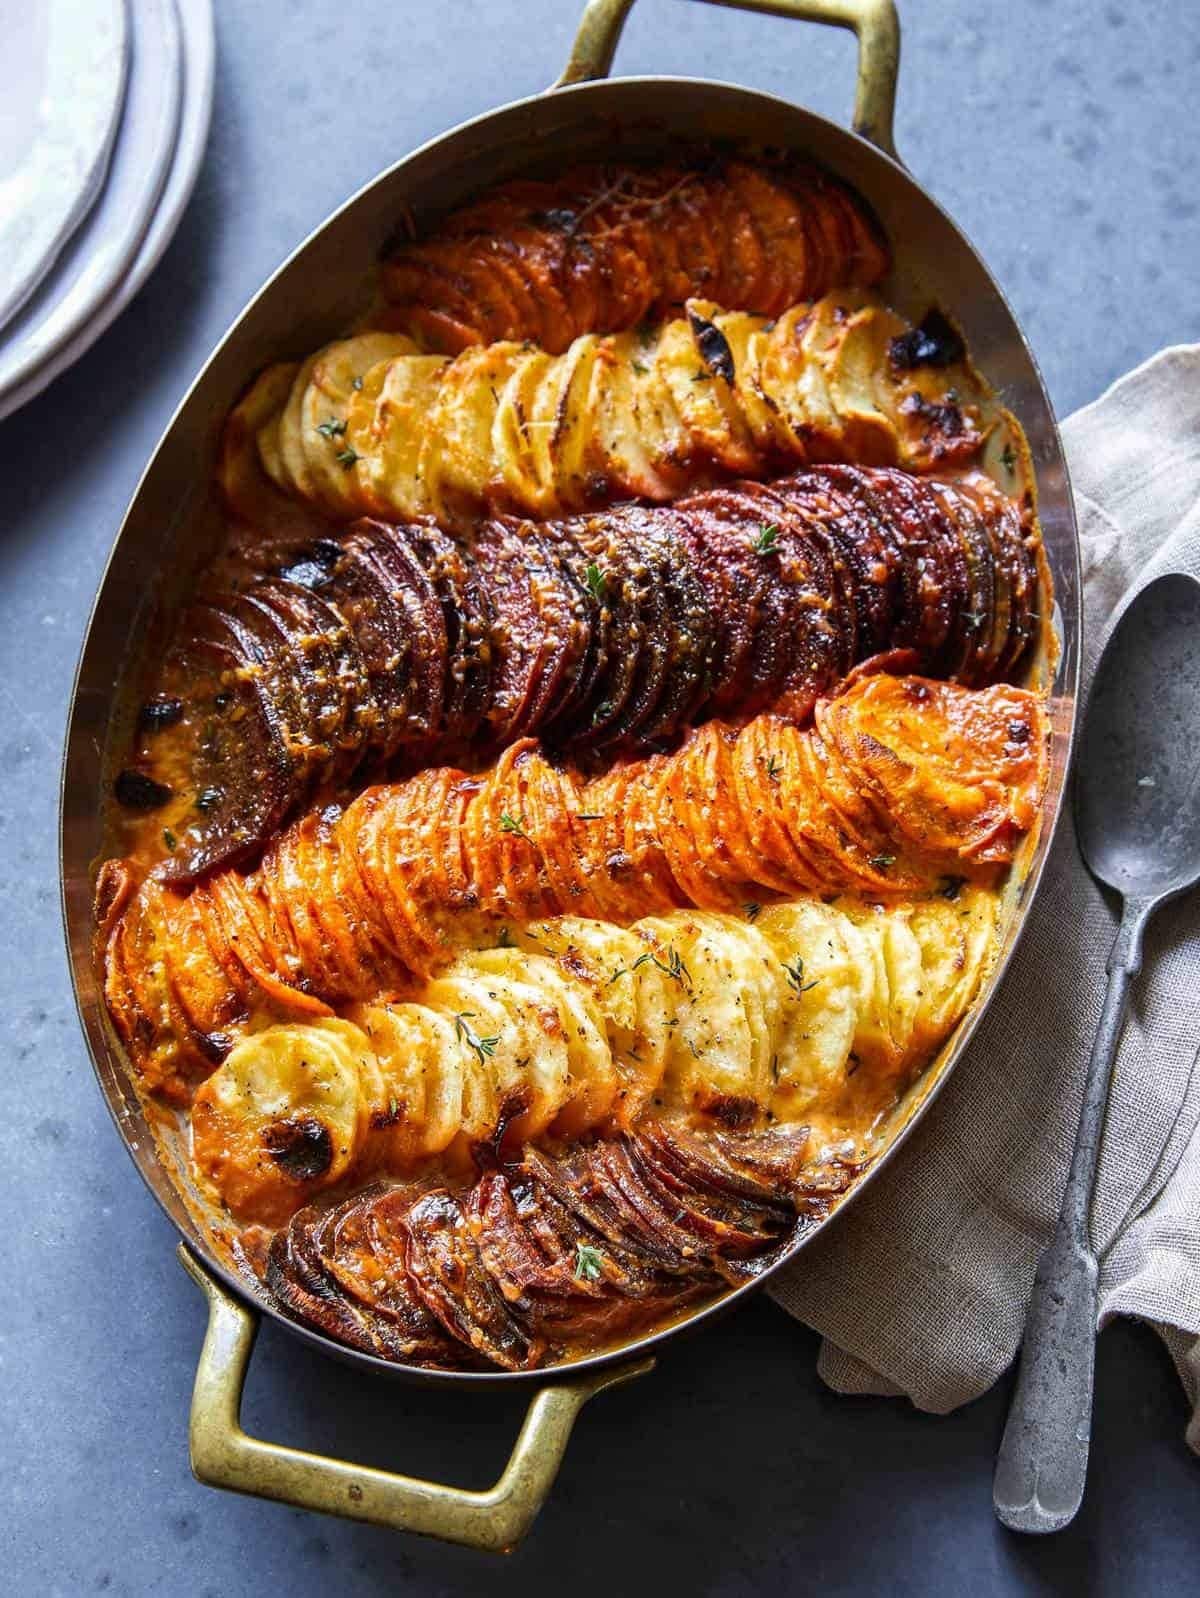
[555,0,900,157]
[179,1246,654,1551]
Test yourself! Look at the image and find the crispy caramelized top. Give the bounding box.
[233,292,997,529]
[380,156,889,354]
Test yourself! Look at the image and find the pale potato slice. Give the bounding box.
[421,969,507,1139]
[493,348,556,513]
[298,332,418,516]
[717,313,784,455]
[866,307,996,468]
[467,947,615,1134]
[424,962,579,1141]
[348,1000,432,1162]
[546,333,600,507]
[636,912,765,1116]
[760,301,839,459]
[907,886,1000,1059]
[190,1017,378,1223]
[272,351,323,501]
[822,300,908,465]
[828,904,893,1073]
[654,312,750,473]
[347,351,446,519]
[583,334,675,503]
[370,1000,465,1158]
[625,338,693,487]
[754,898,860,1118]
[220,362,299,520]
[420,342,523,522]
[837,900,922,1075]
[525,349,577,510]
[514,918,651,1125]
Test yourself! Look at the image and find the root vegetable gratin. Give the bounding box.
[97,149,1053,1371]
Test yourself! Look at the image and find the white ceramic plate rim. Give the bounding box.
[0,0,213,426]
[0,0,130,332]
[0,0,182,402]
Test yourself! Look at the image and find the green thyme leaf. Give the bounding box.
[743,901,762,922]
[315,417,347,439]
[632,946,692,988]
[453,1012,500,1065]
[335,446,360,469]
[869,853,897,871]
[783,956,819,995]
[162,827,177,851]
[584,562,607,602]
[574,1243,605,1282]
[751,523,780,557]
[499,812,529,839]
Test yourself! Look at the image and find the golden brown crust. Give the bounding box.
[244,292,995,527]
[380,158,890,356]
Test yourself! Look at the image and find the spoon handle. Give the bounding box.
[992,954,1134,1534]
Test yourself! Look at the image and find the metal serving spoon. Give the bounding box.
[993,570,1200,1534]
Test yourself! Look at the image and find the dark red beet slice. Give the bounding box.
[253,580,370,784]
[355,521,448,740]
[470,519,555,745]
[404,523,493,742]
[312,1189,457,1362]
[265,1212,383,1355]
[635,507,721,746]
[511,529,593,741]
[155,617,298,884]
[295,528,420,765]
[402,1191,539,1369]
[541,515,643,747]
[584,519,673,750]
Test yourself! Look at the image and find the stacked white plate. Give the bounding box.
[0,0,214,424]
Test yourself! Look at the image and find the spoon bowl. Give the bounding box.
[1076,571,1200,902]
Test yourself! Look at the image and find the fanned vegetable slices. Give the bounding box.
[188,886,999,1226]
[243,291,999,527]
[191,1018,384,1225]
[142,465,1042,884]
[98,144,1058,1380]
[260,1115,819,1371]
[108,675,1047,1094]
[380,156,888,354]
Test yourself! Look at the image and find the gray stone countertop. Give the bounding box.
[1,1,1198,1592]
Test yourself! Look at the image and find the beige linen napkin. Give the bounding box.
[769,344,1200,1451]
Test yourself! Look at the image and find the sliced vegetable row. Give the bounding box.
[127,465,1041,884]
[99,673,1047,1104]
[258,1118,855,1370]
[234,292,996,528]
[379,155,889,355]
[190,890,999,1225]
